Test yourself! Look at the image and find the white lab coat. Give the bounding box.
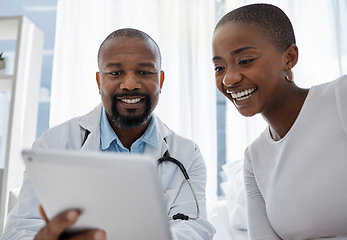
[2,104,216,240]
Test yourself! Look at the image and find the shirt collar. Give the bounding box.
[100,107,159,151]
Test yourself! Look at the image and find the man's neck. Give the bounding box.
[112,119,151,150]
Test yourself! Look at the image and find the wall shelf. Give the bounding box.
[0,76,14,91]
[0,15,44,234]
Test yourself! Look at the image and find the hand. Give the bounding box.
[34,205,106,240]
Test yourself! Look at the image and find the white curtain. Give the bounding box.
[223,0,347,163]
[51,0,218,206]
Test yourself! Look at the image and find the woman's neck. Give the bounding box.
[263,87,309,141]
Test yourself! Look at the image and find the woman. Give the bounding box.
[212,3,347,239]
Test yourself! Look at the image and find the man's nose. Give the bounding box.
[222,69,242,87]
[120,74,141,90]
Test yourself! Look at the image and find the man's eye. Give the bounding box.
[214,66,224,72]
[108,71,121,75]
[239,59,254,65]
[140,71,152,75]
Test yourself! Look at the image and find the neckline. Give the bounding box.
[266,87,313,143]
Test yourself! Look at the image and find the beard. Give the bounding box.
[110,93,152,129]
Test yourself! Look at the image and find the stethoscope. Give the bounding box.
[158,149,200,221]
[82,130,200,221]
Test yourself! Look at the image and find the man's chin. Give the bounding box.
[111,113,150,129]
[111,96,152,128]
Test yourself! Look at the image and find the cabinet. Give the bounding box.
[0,16,44,233]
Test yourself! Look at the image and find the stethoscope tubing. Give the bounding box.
[158,150,200,220]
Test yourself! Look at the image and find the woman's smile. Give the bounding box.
[227,87,257,101]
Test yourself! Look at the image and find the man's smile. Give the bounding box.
[116,95,147,108]
[119,98,143,104]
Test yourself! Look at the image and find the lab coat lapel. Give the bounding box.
[145,115,177,193]
[80,131,101,151]
[145,131,170,194]
[78,104,102,151]
[144,115,169,164]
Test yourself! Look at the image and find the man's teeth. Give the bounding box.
[228,88,256,101]
[121,98,141,104]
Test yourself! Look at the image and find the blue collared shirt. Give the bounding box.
[100,107,159,153]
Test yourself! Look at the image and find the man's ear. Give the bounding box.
[96,72,101,94]
[284,44,299,70]
[159,71,165,93]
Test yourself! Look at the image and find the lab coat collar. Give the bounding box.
[144,114,172,162]
[78,104,102,151]
[78,104,102,133]
[77,104,173,158]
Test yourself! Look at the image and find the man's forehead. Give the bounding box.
[102,37,155,52]
[99,40,159,69]
[102,38,157,57]
[104,61,156,69]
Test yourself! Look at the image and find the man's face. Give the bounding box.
[96,37,164,128]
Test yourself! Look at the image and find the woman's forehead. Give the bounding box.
[213,22,272,47]
[215,21,266,37]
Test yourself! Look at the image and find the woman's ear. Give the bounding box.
[284,44,299,70]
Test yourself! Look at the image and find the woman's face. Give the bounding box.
[212,22,288,117]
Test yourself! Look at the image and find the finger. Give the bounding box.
[35,209,79,240]
[39,205,49,223]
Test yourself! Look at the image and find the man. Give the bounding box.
[2,28,215,240]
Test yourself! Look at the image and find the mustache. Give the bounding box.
[111,92,148,99]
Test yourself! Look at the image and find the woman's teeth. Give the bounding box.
[227,88,256,101]
[121,98,141,104]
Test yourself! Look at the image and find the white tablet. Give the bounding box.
[22,149,172,240]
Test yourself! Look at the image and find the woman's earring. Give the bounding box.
[285,69,294,82]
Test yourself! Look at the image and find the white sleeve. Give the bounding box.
[1,136,49,239]
[170,219,215,240]
[1,171,44,240]
[244,148,280,240]
[168,145,215,240]
[335,75,347,135]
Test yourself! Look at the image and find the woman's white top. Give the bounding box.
[244,75,347,239]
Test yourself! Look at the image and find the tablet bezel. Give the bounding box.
[22,149,172,240]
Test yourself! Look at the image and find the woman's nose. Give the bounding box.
[120,74,141,90]
[222,70,242,87]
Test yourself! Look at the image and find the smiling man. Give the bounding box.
[96,29,165,150]
[2,28,215,240]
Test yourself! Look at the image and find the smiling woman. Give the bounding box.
[213,3,347,239]
[213,19,301,119]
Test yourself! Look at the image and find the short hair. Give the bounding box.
[97,28,161,67]
[215,3,296,52]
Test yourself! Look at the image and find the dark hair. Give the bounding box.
[97,28,161,67]
[215,3,296,52]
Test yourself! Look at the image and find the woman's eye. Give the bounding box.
[239,59,254,65]
[214,66,224,72]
